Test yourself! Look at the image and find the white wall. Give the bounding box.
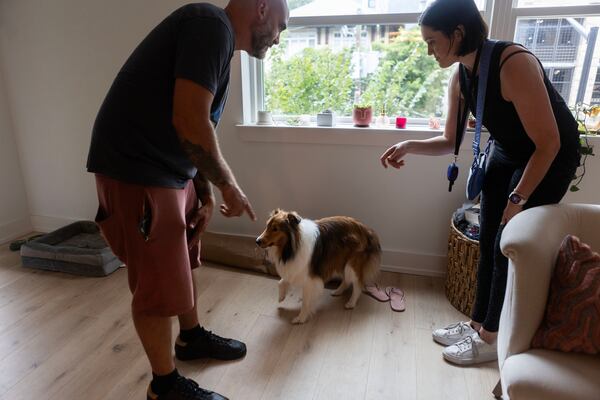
[0,0,598,274]
[0,58,30,243]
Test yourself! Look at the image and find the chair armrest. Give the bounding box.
[498,204,600,364]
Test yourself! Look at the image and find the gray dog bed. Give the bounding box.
[20,221,122,277]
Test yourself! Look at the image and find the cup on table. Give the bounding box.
[395,117,407,129]
[257,111,274,125]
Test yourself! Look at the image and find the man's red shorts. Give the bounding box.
[94,174,200,316]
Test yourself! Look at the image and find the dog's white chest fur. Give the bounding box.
[266,219,319,285]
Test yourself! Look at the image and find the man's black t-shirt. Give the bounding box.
[87,3,234,188]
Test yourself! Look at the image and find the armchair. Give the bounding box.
[497,203,600,399]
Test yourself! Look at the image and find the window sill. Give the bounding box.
[237,123,446,147]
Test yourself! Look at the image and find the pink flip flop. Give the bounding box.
[385,287,406,312]
[364,284,390,302]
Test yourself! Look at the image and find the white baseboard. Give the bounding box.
[30,215,81,234]
[19,221,449,278]
[381,250,447,277]
[0,217,33,244]
[210,230,447,278]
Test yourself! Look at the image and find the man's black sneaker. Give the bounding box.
[175,327,247,361]
[146,376,227,400]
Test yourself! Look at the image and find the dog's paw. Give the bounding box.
[292,315,308,324]
[330,290,343,297]
[278,281,288,302]
[344,301,357,309]
[279,288,287,303]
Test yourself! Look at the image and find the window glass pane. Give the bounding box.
[515,18,580,63]
[287,0,484,17]
[264,24,451,119]
[591,68,600,104]
[517,0,599,7]
[515,17,600,106]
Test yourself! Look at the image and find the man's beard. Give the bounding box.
[250,24,272,59]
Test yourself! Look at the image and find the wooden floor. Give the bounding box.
[0,240,498,400]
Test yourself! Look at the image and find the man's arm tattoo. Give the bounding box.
[180,139,230,187]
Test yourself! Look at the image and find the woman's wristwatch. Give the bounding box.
[508,191,528,206]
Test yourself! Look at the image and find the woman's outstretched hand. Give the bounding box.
[380,142,408,169]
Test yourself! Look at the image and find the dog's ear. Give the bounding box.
[287,212,301,225]
[270,208,282,217]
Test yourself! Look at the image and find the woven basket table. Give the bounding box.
[445,218,480,316]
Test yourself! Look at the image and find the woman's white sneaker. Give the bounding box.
[442,332,498,365]
[432,321,477,346]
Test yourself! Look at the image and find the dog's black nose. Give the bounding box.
[256,238,262,246]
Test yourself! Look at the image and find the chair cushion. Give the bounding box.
[531,235,600,354]
[502,349,600,400]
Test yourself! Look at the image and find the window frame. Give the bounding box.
[490,3,600,40]
[242,0,600,127]
[491,1,600,108]
[243,0,493,125]
[245,13,433,125]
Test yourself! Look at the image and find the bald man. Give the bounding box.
[86,1,288,399]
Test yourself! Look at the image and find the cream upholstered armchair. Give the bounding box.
[497,203,600,400]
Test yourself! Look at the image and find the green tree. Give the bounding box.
[362,28,450,117]
[264,26,449,118]
[266,46,355,115]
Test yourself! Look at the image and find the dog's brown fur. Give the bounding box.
[257,209,381,323]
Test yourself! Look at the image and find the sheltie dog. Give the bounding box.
[256,209,381,324]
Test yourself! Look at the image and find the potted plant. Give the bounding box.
[317,109,335,127]
[571,103,597,192]
[353,103,373,127]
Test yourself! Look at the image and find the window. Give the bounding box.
[515,18,581,63]
[517,0,599,7]
[264,24,451,120]
[258,0,487,125]
[245,0,600,127]
[545,67,575,101]
[591,68,600,104]
[504,2,600,107]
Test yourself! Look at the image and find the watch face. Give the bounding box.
[509,193,522,204]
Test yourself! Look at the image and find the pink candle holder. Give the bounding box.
[395,117,407,129]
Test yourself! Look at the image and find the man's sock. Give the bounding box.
[151,368,179,395]
[179,324,203,343]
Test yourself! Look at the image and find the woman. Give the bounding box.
[380,0,580,365]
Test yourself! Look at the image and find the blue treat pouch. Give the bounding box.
[447,162,459,192]
[466,146,488,200]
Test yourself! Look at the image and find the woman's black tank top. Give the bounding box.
[459,41,580,166]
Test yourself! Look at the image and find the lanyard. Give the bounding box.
[454,42,483,158]
[448,40,497,193]
[472,40,497,161]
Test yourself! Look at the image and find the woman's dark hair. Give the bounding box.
[418,0,488,56]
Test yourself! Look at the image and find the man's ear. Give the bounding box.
[257,0,268,21]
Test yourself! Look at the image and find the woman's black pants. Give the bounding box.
[471,145,578,332]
